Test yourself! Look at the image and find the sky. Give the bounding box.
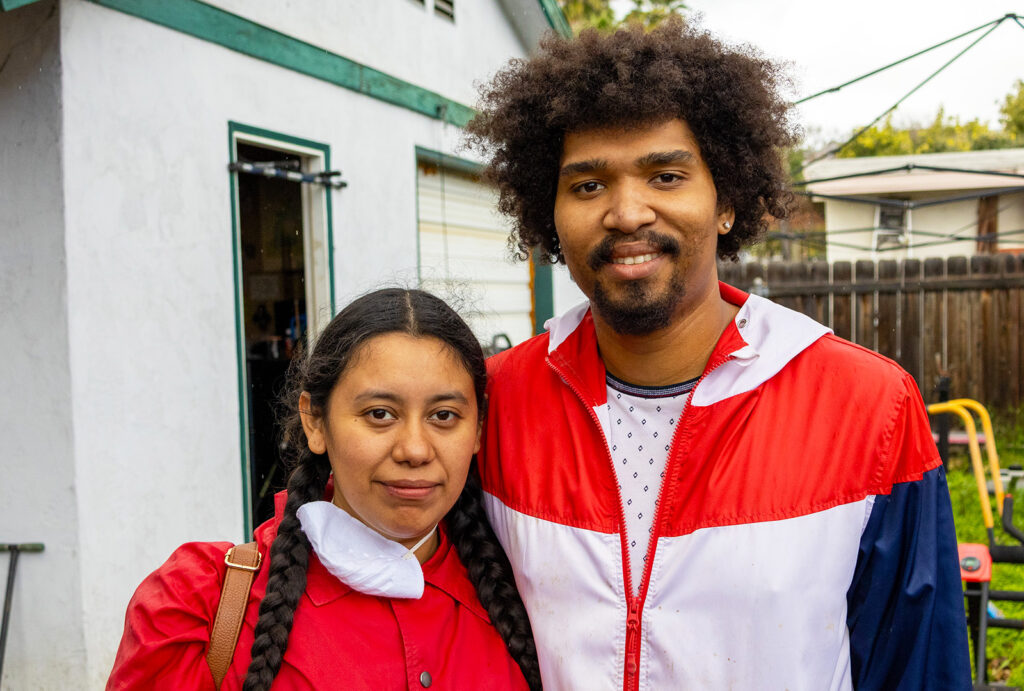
[612,1,1024,147]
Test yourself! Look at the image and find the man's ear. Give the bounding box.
[299,391,327,455]
[717,205,736,236]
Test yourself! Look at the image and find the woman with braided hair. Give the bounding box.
[108,288,541,690]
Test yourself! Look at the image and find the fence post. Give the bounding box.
[935,371,951,468]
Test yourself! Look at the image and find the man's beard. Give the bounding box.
[586,231,686,336]
[591,274,686,335]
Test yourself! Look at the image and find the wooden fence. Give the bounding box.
[718,254,1024,409]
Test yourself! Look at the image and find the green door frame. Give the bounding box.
[228,121,336,536]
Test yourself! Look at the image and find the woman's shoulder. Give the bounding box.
[137,541,236,610]
[106,541,236,690]
[161,540,237,572]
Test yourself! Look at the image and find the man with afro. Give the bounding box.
[470,18,970,691]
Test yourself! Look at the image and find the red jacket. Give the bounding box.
[108,492,528,690]
[479,283,969,690]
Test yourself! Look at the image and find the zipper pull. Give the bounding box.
[625,600,641,676]
[627,600,640,630]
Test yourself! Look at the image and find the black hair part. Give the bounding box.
[241,288,540,691]
[465,17,798,263]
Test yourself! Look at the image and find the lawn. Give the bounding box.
[946,405,1024,686]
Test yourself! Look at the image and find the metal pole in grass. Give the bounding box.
[0,543,45,681]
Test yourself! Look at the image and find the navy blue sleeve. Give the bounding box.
[846,464,972,690]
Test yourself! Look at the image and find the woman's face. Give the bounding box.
[300,333,481,551]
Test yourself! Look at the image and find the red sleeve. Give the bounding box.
[106,541,233,690]
[886,372,943,486]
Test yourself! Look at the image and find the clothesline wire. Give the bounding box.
[764,227,1024,254]
[798,18,1010,171]
[794,15,1010,105]
[783,196,1021,242]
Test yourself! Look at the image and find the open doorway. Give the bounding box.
[230,125,334,532]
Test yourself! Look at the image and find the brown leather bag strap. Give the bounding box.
[207,542,262,688]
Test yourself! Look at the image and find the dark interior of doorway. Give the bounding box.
[237,142,307,528]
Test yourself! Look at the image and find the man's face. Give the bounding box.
[553,118,733,335]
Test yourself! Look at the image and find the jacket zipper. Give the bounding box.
[547,356,644,690]
[548,351,735,691]
[623,353,735,691]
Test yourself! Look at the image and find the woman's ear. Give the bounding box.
[473,393,487,454]
[299,391,327,455]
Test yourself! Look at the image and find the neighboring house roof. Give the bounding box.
[804,148,1024,196]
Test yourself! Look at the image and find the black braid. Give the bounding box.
[241,452,330,691]
[447,465,543,690]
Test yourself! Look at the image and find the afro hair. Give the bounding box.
[465,18,798,263]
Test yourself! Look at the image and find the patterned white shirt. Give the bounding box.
[605,373,696,593]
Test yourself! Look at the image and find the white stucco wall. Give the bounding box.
[48,1,537,686]
[203,0,533,108]
[0,3,89,690]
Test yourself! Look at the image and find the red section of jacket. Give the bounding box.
[480,287,940,537]
[479,282,942,690]
[107,493,528,690]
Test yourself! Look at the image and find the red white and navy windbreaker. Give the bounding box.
[479,283,970,691]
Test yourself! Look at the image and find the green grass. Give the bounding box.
[947,405,1024,685]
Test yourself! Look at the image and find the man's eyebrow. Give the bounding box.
[636,150,696,167]
[559,158,608,178]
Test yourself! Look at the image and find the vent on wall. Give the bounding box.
[434,0,454,21]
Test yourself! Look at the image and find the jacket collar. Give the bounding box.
[542,281,832,408]
[544,282,753,406]
[260,489,490,621]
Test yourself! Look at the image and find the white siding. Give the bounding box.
[822,195,1018,262]
[821,200,876,263]
[417,162,535,346]
[910,198,979,260]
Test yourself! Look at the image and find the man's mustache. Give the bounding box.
[587,231,681,271]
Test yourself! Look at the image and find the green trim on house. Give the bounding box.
[0,0,44,11]
[86,0,476,127]
[536,0,572,37]
[532,258,555,334]
[226,123,252,538]
[414,145,484,177]
[227,121,336,536]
